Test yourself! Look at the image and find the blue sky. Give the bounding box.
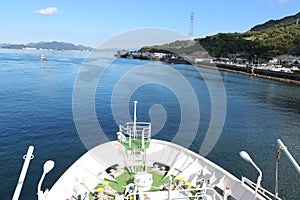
[0,0,299,47]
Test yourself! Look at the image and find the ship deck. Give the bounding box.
[46,140,265,200]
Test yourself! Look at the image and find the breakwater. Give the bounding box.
[195,62,300,85]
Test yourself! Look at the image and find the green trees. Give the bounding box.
[139,12,300,61]
[198,24,300,60]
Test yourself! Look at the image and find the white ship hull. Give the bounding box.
[45,139,266,200]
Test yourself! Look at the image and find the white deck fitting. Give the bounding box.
[167,153,192,176]
[165,148,181,166]
[175,159,201,183]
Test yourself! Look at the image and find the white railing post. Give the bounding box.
[277,139,300,174]
[133,101,138,140]
[12,145,34,200]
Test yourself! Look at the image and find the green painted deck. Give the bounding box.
[89,168,169,199]
[120,139,150,150]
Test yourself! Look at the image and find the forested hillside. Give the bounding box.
[198,12,300,60]
[251,12,300,31]
[198,24,300,60]
[140,12,300,61]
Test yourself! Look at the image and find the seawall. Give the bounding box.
[194,62,300,85]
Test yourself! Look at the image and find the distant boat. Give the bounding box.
[39,55,46,61]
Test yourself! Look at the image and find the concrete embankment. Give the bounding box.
[194,62,300,85]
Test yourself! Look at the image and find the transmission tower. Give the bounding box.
[188,11,194,40]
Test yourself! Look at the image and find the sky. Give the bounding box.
[0,0,299,47]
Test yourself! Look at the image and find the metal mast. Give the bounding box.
[117,101,151,174]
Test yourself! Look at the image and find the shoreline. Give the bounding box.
[194,62,300,85]
[114,52,300,85]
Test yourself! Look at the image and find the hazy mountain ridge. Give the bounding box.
[1,41,93,51]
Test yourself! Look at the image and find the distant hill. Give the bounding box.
[1,41,93,51]
[198,12,300,60]
[138,12,300,61]
[251,12,300,31]
[140,40,208,58]
[0,43,11,47]
[1,44,25,49]
[198,20,300,60]
[26,41,93,51]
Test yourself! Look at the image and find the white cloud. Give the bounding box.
[35,7,58,15]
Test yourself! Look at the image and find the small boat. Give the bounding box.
[12,101,300,200]
[39,55,46,61]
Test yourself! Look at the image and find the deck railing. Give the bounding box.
[241,177,282,200]
[119,122,151,141]
[123,187,223,200]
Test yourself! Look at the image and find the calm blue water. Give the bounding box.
[0,49,299,200]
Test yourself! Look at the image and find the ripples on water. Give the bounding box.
[0,49,299,200]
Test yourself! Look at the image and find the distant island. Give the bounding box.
[0,41,93,51]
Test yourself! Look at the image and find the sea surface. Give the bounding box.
[0,49,299,200]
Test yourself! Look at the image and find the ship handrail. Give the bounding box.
[119,123,151,137]
[275,139,300,197]
[276,139,300,174]
[123,187,223,200]
[241,177,282,200]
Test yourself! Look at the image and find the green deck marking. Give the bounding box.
[94,167,170,194]
[150,172,169,190]
[88,192,93,200]
[121,139,150,150]
[109,171,133,193]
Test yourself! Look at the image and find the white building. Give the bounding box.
[153,52,167,59]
